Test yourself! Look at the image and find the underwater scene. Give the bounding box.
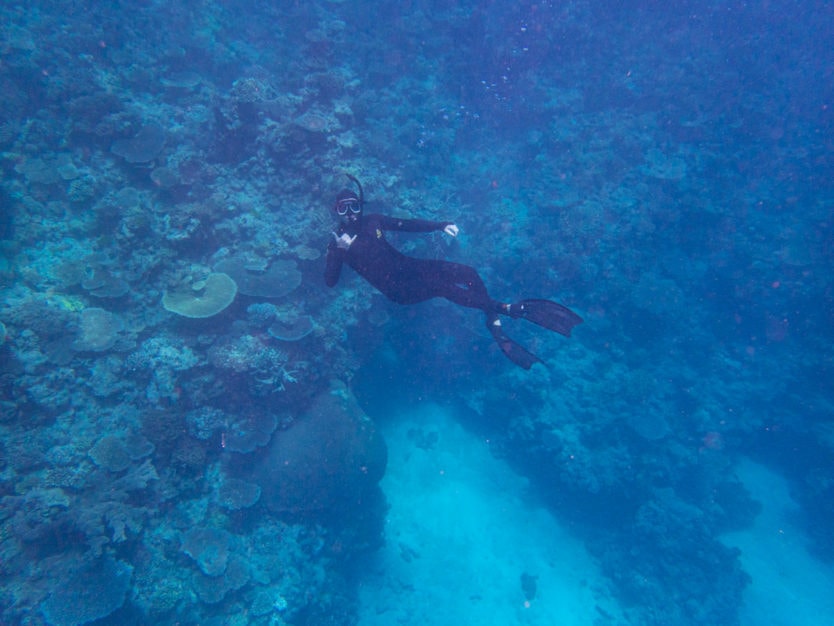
[1,1,833,625]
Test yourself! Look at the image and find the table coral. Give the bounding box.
[162,272,238,318]
[192,554,250,604]
[89,435,133,472]
[224,410,278,454]
[268,314,314,342]
[110,123,166,163]
[216,478,261,510]
[213,257,301,299]
[181,526,233,577]
[39,555,133,626]
[71,307,125,352]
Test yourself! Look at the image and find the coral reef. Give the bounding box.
[0,1,831,625]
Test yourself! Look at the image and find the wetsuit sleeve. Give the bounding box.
[376,215,452,233]
[324,241,345,287]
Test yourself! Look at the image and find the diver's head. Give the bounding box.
[333,174,364,223]
[334,189,362,222]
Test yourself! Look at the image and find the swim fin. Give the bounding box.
[509,299,583,337]
[487,317,542,370]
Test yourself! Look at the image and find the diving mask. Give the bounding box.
[335,198,362,216]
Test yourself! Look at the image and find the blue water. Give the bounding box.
[1,1,832,625]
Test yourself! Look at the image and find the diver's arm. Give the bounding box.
[324,241,345,287]
[376,214,455,234]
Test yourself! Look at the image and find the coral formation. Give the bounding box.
[268,314,314,342]
[185,406,227,440]
[223,410,279,454]
[216,478,261,510]
[80,268,130,299]
[181,526,234,577]
[253,386,387,515]
[110,123,166,164]
[71,307,125,352]
[245,302,279,327]
[192,554,250,604]
[89,435,133,472]
[213,257,302,299]
[162,272,238,318]
[39,555,133,626]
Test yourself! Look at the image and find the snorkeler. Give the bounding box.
[324,175,582,369]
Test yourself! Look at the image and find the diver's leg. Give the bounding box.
[505,299,583,337]
[435,263,583,337]
[430,263,540,367]
[438,262,505,312]
[485,314,542,370]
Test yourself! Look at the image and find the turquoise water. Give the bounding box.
[1,2,832,625]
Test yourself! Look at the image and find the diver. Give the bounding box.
[324,174,582,369]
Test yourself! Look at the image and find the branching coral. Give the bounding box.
[3,488,71,544]
[72,460,158,551]
[207,333,301,393]
[125,336,200,404]
[185,406,227,441]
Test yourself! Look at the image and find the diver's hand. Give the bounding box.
[443,224,459,237]
[332,232,357,250]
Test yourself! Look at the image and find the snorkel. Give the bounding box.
[344,173,364,210]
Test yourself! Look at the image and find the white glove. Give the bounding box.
[332,232,357,250]
[443,224,459,237]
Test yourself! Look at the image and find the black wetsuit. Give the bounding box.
[325,213,504,314]
[324,211,582,369]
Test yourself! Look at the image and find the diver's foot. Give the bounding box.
[487,317,542,370]
[510,299,583,337]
